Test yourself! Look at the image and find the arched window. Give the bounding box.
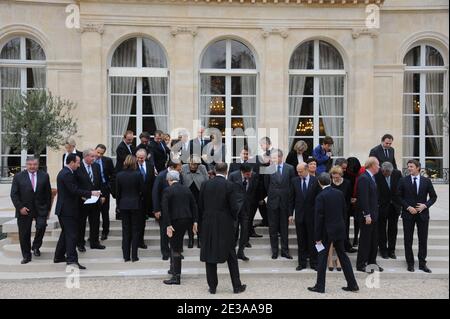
[200,39,257,161]
[0,36,46,179]
[403,44,448,178]
[109,37,168,159]
[288,40,345,157]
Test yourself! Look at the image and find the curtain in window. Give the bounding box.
[147,77,167,132]
[239,51,256,134]
[425,73,443,158]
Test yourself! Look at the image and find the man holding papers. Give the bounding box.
[308,172,358,294]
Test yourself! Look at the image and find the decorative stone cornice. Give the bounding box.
[351,27,379,39]
[79,0,384,5]
[170,26,198,37]
[78,23,104,34]
[261,27,289,39]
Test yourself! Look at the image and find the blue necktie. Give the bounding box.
[87,165,93,183]
[277,165,282,175]
[96,159,106,184]
[302,178,307,195]
[140,164,146,181]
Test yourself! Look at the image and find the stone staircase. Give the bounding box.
[0,217,448,280]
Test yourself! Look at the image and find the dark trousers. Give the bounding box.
[100,190,110,236]
[121,210,140,260]
[235,210,249,253]
[378,205,400,254]
[169,218,192,275]
[17,214,46,259]
[296,218,317,267]
[267,206,289,255]
[258,200,269,225]
[158,217,171,258]
[138,208,147,245]
[356,220,379,268]
[205,249,242,290]
[54,215,78,263]
[344,209,353,250]
[403,216,429,267]
[316,240,358,291]
[78,204,100,247]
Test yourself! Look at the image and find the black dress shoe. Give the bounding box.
[381,253,389,259]
[407,265,415,272]
[180,254,184,260]
[90,244,106,250]
[67,262,86,270]
[162,255,170,261]
[197,240,201,249]
[233,284,246,294]
[296,265,306,271]
[237,253,249,261]
[376,264,384,272]
[54,257,67,263]
[342,286,359,292]
[168,269,173,275]
[328,267,334,271]
[419,265,432,273]
[101,234,108,241]
[357,266,371,273]
[138,244,148,249]
[307,286,324,293]
[389,252,397,259]
[21,258,31,264]
[245,242,252,248]
[281,253,293,260]
[209,287,216,294]
[249,232,263,238]
[77,246,86,252]
[132,258,139,262]
[188,238,194,249]
[124,258,131,262]
[33,249,41,257]
[163,275,180,285]
[271,253,278,259]
[346,248,357,253]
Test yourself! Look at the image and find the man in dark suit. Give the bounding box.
[95,144,115,241]
[149,130,170,173]
[152,161,183,260]
[264,149,296,259]
[75,149,105,251]
[115,130,135,173]
[199,163,246,294]
[308,173,359,294]
[228,163,258,261]
[10,156,52,264]
[136,148,156,249]
[398,159,437,273]
[54,154,100,269]
[290,163,321,270]
[356,157,383,273]
[61,137,83,168]
[189,126,210,166]
[375,161,402,259]
[369,133,398,170]
[253,136,273,228]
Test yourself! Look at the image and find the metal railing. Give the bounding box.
[402,168,449,184]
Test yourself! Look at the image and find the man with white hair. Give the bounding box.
[62,137,83,168]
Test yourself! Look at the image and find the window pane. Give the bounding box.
[425,116,444,136]
[231,76,256,95]
[426,46,444,66]
[201,40,226,69]
[0,67,20,88]
[426,95,444,115]
[231,97,256,116]
[426,137,443,157]
[289,76,313,96]
[111,95,136,115]
[404,46,420,66]
[111,116,135,136]
[142,77,167,94]
[200,96,225,116]
[142,38,167,68]
[319,41,344,70]
[289,41,314,69]
[289,97,313,116]
[319,117,344,137]
[404,73,420,93]
[230,117,256,132]
[319,76,344,95]
[319,137,343,157]
[110,77,136,94]
[403,116,419,135]
[289,117,314,137]
[319,97,344,117]
[201,75,225,95]
[424,159,443,178]
[403,137,420,157]
[0,38,20,60]
[0,155,22,178]
[201,117,226,135]
[403,95,420,115]
[143,116,167,133]
[27,68,46,88]
[111,38,137,67]
[231,40,256,69]
[143,96,167,115]
[289,137,313,154]
[426,73,444,93]
[26,38,45,60]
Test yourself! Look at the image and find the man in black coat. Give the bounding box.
[75,149,105,251]
[149,130,170,173]
[199,163,246,294]
[61,138,83,169]
[189,126,210,166]
[54,154,100,269]
[290,163,321,270]
[356,157,383,273]
[375,162,402,259]
[115,130,135,173]
[398,159,437,273]
[308,173,359,294]
[95,144,115,240]
[10,156,52,264]
[228,163,258,261]
[369,133,398,170]
[264,149,296,259]
[136,148,156,249]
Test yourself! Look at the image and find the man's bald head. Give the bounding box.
[297,162,309,178]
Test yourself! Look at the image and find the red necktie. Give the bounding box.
[31,173,36,192]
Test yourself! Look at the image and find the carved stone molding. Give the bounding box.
[261,27,289,39]
[78,23,104,35]
[352,28,379,39]
[170,26,198,37]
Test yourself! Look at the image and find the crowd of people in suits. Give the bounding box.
[10,129,438,294]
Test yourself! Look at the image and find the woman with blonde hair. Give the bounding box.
[286,140,309,175]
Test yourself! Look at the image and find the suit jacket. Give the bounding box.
[369,144,398,170]
[285,151,308,173]
[136,160,156,213]
[314,186,347,242]
[199,175,240,264]
[161,182,198,228]
[62,150,83,168]
[115,141,135,172]
[228,170,258,215]
[74,162,102,199]
[55,167,91,217]
[397,175,437,221]
[356,171,379,222]
[189,138,210,159]
[181,164,208,190]
[289,175,321,223]
[149,140,170,173]
[312,145,332,175]
[96,156,115,195]
[115,170,144,211]
[152,169,184,213]
[375,169,402,214]
[264,163,296,211]
[228,161,258,175]
[10,170,52,218]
